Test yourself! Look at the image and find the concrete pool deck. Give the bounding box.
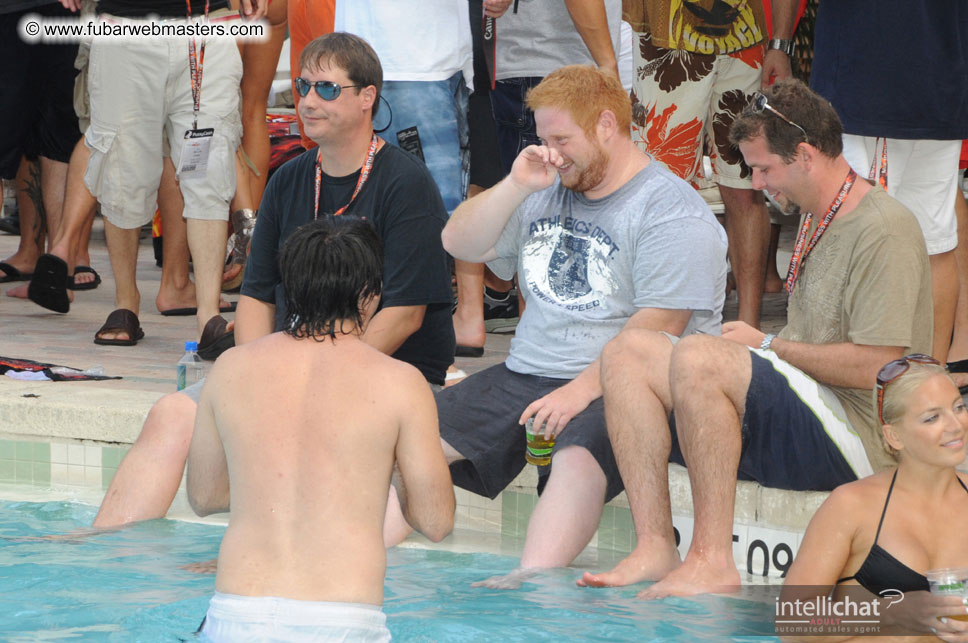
[0,215,817,573]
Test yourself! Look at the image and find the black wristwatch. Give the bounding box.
[767,38,795,56]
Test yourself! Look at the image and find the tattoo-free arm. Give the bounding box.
[721,321,904,389]
[361,305,426,356]
[564,0,618,78]
[186,381,230,516]
[393,370,455,542]
[762,0,797,87]
[234,295,275,346]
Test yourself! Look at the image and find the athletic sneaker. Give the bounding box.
[484,287,519,333]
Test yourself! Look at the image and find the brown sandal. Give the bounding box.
[93,309,145,346]
[197,314,235,361]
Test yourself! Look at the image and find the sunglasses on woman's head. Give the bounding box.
[294,77,360,101]
[875,353,940,425]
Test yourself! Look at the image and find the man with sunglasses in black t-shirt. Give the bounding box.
[90,32,455,531]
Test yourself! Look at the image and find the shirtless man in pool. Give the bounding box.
[186,218,454,641]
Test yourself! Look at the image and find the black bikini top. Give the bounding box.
[836,469,968,595]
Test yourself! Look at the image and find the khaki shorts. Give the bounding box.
[842,135,960,255]
[84,20,242,229]
[628,29,763,190]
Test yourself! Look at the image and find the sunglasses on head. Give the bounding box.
[875,353,940,425]
[750,92,809,143]
[294,77,361,101]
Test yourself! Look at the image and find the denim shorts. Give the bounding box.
[489,77,543,174]
[379,72,469,214]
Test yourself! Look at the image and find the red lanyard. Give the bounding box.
[867,137,888,190]
[186,0,210,130]
[784,169,856,294]
[314,134,380,220]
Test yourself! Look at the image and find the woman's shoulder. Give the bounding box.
[822,470,895,513]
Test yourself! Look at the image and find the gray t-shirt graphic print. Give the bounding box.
[490,160,728,379]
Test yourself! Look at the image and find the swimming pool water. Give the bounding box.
[0,499,780,641]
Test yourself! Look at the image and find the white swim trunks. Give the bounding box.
[199,592,391,642]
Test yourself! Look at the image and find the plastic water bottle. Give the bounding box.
[176,341,204,391]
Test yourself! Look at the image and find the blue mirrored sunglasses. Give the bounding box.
[294,77,360,101]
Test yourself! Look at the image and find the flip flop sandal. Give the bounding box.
[68,265,102,291]
[27,254,69,313]
[159,301,238,317]
[94,309,145,346]
[197,314,235,361]
[0,261,32,283]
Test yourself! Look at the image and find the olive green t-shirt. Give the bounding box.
[778,187,932,473]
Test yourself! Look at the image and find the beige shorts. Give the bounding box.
[842,135,960,255]
[84,20,242,229]
[628,29,764,190]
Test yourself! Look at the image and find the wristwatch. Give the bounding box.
[767,38,795,57]
[760,333,777,351]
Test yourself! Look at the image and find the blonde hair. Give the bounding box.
[526,65,632,139]
[874,360,950,455]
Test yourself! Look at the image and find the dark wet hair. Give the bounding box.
[729,78,843,162]
[299,31,383,118]
[279,218,383,341]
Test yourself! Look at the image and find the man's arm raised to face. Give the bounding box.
[521,307,693,440]
[442,145,567,262]
[392,367,455,543]
[186,364,231,516]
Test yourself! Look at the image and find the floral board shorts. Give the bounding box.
[628,30,764,190]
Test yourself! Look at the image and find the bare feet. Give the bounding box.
[471,567,540,590]
[453,315,486,352]
[156,280,232,314]
[6,283,28,298]
[577,545,681,588]
[222,262,242,286]
[634,556,740,600]
[764,272,785,294]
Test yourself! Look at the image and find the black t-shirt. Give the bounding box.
[98,0,230,18]
[241,143,456,385]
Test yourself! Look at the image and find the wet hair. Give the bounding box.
[299,32,383,118]
[525,65,632,139]
[279,218,383,341]
[729,79,843,163]
[875,360,951,455]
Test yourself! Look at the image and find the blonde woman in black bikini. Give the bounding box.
[783,355,968,641]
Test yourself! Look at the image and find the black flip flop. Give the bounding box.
[93,309,145,346]
[197,315,235,361]
[0,261,32,283]
[68,265,101,291]
[27,254,69,313]
[159,301,238,317]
